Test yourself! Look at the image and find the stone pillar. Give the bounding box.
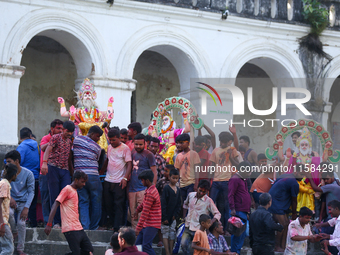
[0,64,25,145]
[76,77,137,129]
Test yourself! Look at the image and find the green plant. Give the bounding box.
[299,0,331,60]
[302,0,329,36]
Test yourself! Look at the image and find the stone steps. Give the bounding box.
[14,228,326,255]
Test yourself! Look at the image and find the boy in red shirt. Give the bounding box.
[133,170,161,255]
[44,171,93,255]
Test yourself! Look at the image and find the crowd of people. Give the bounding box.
[0,117,340,255]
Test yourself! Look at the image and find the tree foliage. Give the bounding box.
[302,0,329,36]
[299,0,331,60]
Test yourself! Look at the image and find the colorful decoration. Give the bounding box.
[265,118,340,163]
[58,78,114,151]
[77,78,97,100]
[151,96,204,135]
[296,127,312,148]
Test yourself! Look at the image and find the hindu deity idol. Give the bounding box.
[57,78,113,150]
[279,126,331,212]
[149,107,190,164]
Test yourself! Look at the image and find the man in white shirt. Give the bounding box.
[100,128,132,232]
[284,207,321,255]
[319,200,340,255]
[180,180,221,255]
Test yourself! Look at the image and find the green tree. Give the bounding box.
[299,0,331,60]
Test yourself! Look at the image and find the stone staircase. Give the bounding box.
[15,228,326,255]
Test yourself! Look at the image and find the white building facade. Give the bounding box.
[1,0,340,154]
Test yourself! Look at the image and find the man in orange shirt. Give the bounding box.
[44,171,93,255]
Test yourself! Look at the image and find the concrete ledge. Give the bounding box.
[25,228,114,243]
[18,227,326,255]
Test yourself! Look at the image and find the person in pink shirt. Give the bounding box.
[40,119,63,226]
[44,171,93,255]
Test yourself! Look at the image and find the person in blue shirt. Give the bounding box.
[16,127,40,229]
[5,150,35,255]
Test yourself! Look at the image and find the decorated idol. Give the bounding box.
[58,78,113,150]
[281,127,331,212]
[149,107,190,163]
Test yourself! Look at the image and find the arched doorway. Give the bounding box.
[130,43,204,130]
[132,50,181,127]
[234,62,278,153]
[1,9,108,144]
[329,76,340,151]
[230,56,301,154]
[116,25,211,130]
[19,35,78,140]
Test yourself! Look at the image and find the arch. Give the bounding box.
[2,8,109,78]
[220,38,305,86]
[116,24,212,92]
[323,54,340,102]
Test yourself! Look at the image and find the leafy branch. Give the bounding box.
[302,0,329,36]
[299,0,332,60]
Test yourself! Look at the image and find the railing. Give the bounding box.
[126,0,340,29]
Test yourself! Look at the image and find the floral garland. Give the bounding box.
[293,152,312,164]
[160,131,171,154]
[161,121,174,134]
[79,107,98,122]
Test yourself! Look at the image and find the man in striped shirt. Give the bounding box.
[73,125,103,230]
[134,170,161,255]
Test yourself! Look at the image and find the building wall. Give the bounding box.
[1,0,340,158]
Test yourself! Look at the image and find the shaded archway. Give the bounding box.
[18,36,78,140]
[229,53,305,154]
[329,76,340,151]
[116,25,211,130]
[234,62,278,154]
[2,8,109,143]
[132,50,181,126]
